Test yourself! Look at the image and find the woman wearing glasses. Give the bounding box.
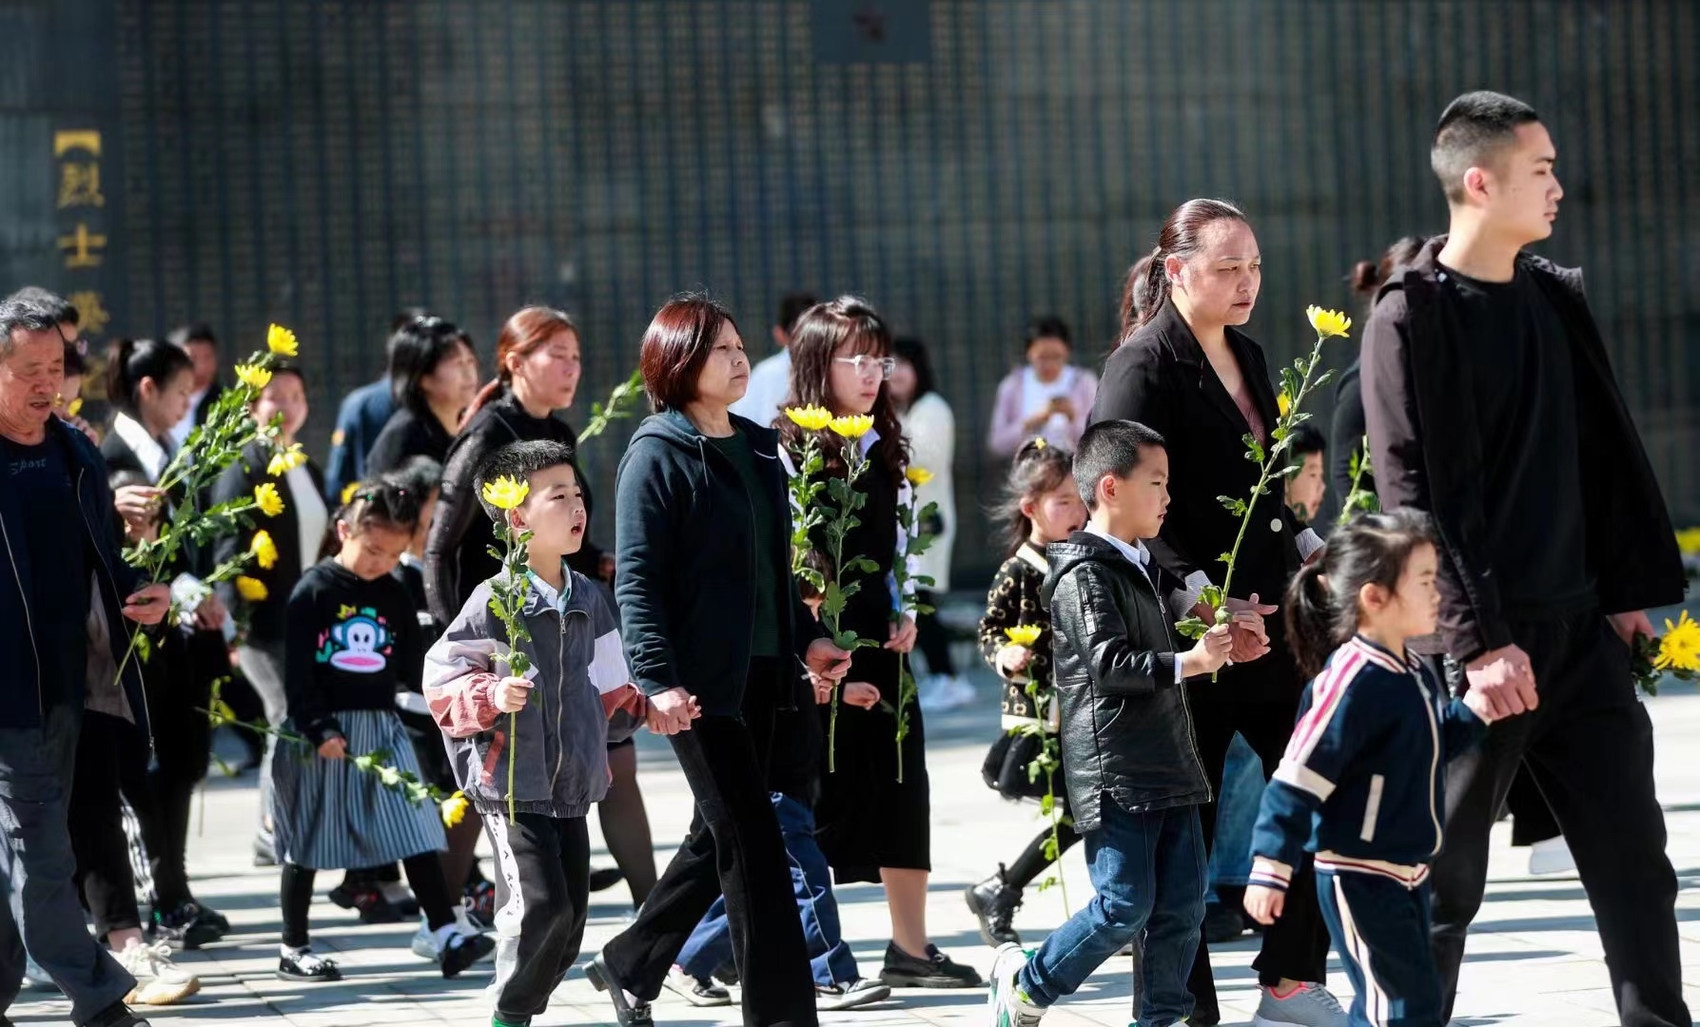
[777,297,982,990]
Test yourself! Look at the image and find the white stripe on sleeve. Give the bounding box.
[588,629,631,694]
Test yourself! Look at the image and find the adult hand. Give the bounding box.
[194,592,228,631]
[1224,593,1277,644]
[995,644,1032,678]
[1243,885,1285,925]
[805,639,852,682]
[1607,610,1654,647]
[494,675,533,714]
[646,686,697,735]
[113,485,164,529]
[1464,644,1538,719]
[885,615,918,654]
[1049,397,1077,421]
[121,583,171,625]
[317,736,347,760]
[842,682,881,709]
[1225,610,1272,664]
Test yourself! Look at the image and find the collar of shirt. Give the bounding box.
[112,412,170,482]
[1085,524,1150,571]
[525,560,574,615]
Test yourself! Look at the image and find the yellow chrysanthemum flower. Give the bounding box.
[905,466,934,487]
[250,530,279,570]
[267,443,307,477]
[1305,305,1352,340]
[1005,624,1043,647]
[1276,391,1292,418]
[253,482,285,517]
[235,363,272,390]
[481,476,531,511]
[1676,526,1700,558]
[341,481,362,506]
[1655,611,1700,674]
[828,414,874,439]
[66,397,83,418]
[267,323,299,357]
[440,790,470,828]
[784,405,833,431]
[235,575,269,602]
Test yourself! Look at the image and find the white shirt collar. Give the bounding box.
[1085,524,1150,570]
[111,412,170,482]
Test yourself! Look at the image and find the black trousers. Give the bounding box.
[602,658,816,1027]
[1185,657,1331,1022]
[127,629,217,912]
[1430,612,1688,1027]
[483,813,591,1021]
[68,712,147,942]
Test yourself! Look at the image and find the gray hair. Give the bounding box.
[0,289,68,361]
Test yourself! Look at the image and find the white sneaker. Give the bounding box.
[988,942,1044,1027]
[1528,836,1576,876]
[118,940,202,1005]
[1252,982,1350,1027]
[944,675,976,708]
[817,977,890,1010]
[411,915,496,964]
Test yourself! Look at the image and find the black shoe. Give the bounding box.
[85,1002,152,1027]
[440,929,496,978]
[334,886,402,924]
[588,866,625,892]
[879,942,983,988]
[1202,902,1247,945]
[277,946,342,982]
[711,960,739,987]
[152,901,223,949]
[585,952,655,1027]
[195,903,231,935]
[964,865,1023,947]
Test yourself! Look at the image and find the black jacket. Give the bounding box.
[423,388,601,626]
[1329,357,1374,518]
[1044,531,1208,832]
[365,405,454,479]
[211,440,326,645]
[1091,302,1303,606]
[1361,237,1684,660]
[614,410,822,717]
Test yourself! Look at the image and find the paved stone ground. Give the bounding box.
[12,663,1700,1026]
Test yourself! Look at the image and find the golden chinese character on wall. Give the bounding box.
[67,291,111,336]
[57,163,104,209]
[58,223,107,268]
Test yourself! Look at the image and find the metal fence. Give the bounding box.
[15,0,1699,580]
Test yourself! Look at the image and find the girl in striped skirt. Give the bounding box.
[272,480,494,981]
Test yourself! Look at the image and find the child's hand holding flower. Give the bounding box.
[494,676,533,714]
[884,614,918,653]
[1185,623,1235,677]
[996,644,1033,678]
[317,736,347,760]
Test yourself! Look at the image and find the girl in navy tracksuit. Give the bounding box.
[1244,509,1512,1027]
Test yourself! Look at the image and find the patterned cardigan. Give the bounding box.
[978,541,1059,732]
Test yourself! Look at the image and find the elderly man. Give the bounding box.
[0,292,170,1027]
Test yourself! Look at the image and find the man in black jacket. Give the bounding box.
[1362,91,1688,1027]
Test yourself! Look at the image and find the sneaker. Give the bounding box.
[585,953,654,1027]
[412,917,497,967]
[118,941,202,1005]
[817,977,890,1010]
[712,960,739,987]
[589,866,626,893]
[1202,902,1247,944]
[1528,835,1576,876]
[252,836,277,867]
[193,904,230,936]
[880,941,982,988]
[662,966,731,1007]
[463,880,497,929]
[336,886,402,924]
[378,880,421,917]
[277,945,342,982]
[1252,982,1350,1027]
[988,943,1044,1027]
[151,902,224,950]
[944,675,976,707]
[965,867,1023,947]
[439,926,497,979]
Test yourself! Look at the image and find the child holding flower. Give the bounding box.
[272,478,492,982]
[969,437,1086,947]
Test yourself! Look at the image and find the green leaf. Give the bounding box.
[1174,616,1209,640]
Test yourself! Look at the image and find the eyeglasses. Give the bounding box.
[833,355,897,381]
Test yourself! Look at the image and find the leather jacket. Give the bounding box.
[1043,531,1210,832]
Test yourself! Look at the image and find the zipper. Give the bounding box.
[0,496,43,721]
[550,609,568,795]
[79,467,155,752]
[1415,670,1443,854]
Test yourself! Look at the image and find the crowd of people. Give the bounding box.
[0,88,1687,1027]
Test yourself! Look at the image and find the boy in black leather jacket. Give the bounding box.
[989,419,1242,1027]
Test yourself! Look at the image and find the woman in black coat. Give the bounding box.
[590,295,849,1027]
[1090,200,1337,1025]
[364,315,478,478]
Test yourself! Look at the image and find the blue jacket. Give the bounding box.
[1249,636,1485,890]
[322,378,394,503]
[0,417,149,733]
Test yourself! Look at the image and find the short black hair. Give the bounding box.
[1432,90,1541,204]
[1287,423,1326,461]
[1024,314,1072,350]
[9,287,78,326]
[474,439,577,521]
[1073,419,1165,510]
[167,322,218,350]
[776,292,818,335]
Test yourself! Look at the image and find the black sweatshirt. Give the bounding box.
[284,558,424,746]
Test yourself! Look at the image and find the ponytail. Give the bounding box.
[464,305,577,423]
[1284,557,1336,680]
[1136,198,1250,330]
[104,336,191,416]
[992,437,1074,556]
[1135,246,1168,329]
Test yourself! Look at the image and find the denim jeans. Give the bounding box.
[1206,732,1264,900]
[1017,802,1205,1027]
[679,792,858,988]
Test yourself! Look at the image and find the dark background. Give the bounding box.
[11,0,1698,583]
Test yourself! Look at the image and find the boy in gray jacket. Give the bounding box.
[425,440,645,1027]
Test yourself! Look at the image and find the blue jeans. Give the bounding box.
[678,792,858,988]
[1017,803,1205,1027]
[1206,733,1264,899]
